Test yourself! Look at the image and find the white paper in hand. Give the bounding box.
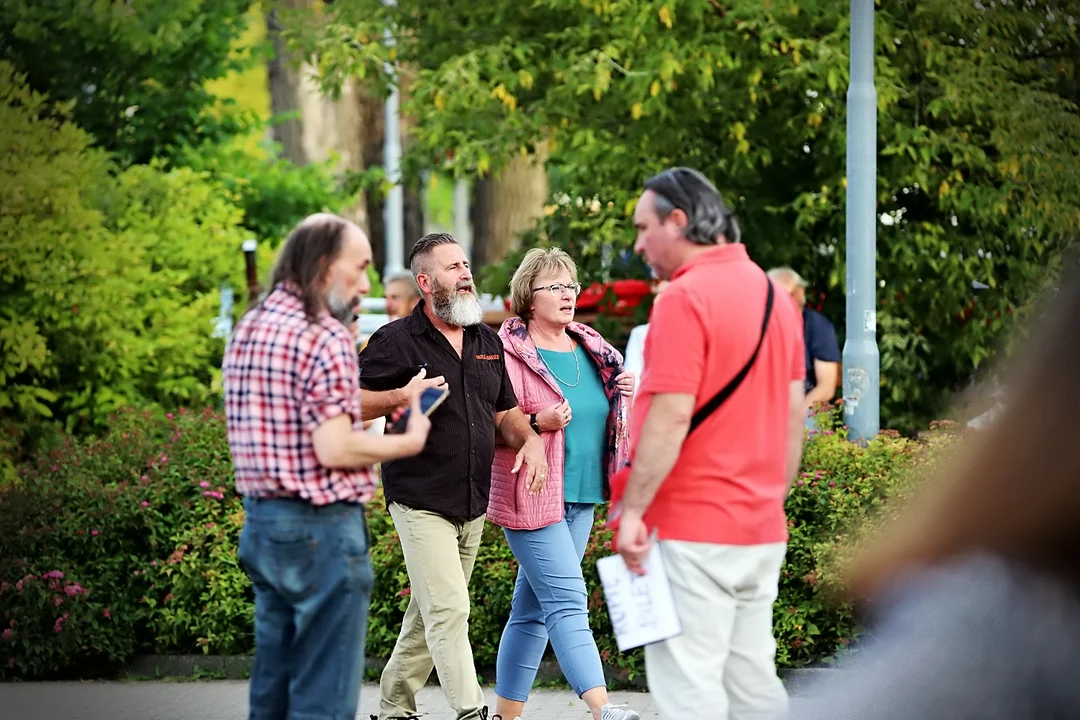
[596,544,683,652]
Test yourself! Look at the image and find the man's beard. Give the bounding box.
[431,279,484,327]
[326,285,359,326]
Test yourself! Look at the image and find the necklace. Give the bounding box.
[533,334,581,388]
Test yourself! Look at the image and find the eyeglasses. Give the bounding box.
[531,282,582,297]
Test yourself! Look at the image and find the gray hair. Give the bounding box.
[408,232,459,277]
[269,213,352,321]
[766,267,807,288]
[642,167,740,245]
[385,269,420,298]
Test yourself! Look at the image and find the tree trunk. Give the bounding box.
[470,144,550,268]
[266,4,307,166]
[266,1,370,231]
[360,78,425,274]
[266,5,425,269]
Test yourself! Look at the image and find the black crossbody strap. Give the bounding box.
[687,276,775,435]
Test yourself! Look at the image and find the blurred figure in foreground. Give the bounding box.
[793,264,1080,720]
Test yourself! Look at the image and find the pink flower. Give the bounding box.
[2,628,12,641]
[151,560,157,567]
[159,454,168,463]
[205,523,215,529]
[166,413,174,420]
[141,501,149,508]
[53,614,69,633]
[796,480,805,486]
[42,570,64,580]
[103,608,111,619]
[0,582,9,594]
[91,530,99,537]
[63,584,84,597]
[54,596,64,606]
[199,481,210,488]
[202,491,224,500]
[51,465,59,472]
[15,580,23,593]
[398,587,411,597]
[140,475,148,482]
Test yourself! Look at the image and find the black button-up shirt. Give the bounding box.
[357,301,518,521]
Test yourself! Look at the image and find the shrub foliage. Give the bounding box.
[0,408,947,680]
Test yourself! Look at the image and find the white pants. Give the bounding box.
[645,541,789,720]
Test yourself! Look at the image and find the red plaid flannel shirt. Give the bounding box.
[222,283,377,505]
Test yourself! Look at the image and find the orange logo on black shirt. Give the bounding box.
[475,354,500,361]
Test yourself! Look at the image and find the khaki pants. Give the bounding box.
[379,503,486,720]
[645,541,790,720]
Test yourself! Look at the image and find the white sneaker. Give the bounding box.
[601,704,640,720]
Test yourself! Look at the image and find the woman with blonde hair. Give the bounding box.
[487,248,638,720]
[794,262,1080,719]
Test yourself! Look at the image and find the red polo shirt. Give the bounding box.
[629,244,805,545]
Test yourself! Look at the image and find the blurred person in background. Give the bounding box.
[623,280,669,392]
[768,266,840,430]
[793,263,1080,720]
[487,248,638,720]
[384,269,422,321]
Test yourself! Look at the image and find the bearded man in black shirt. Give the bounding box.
[359,233,547,720]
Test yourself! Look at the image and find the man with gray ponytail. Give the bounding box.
[611,168,807,719]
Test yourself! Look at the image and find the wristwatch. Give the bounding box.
[529,413,540,434]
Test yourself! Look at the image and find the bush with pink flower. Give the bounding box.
[0,408,249,679]
[1,403,957,682]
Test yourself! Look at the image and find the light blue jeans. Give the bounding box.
[495,502,607,701]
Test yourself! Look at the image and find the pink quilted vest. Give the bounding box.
[487,317,630,530]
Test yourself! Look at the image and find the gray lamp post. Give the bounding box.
[842,0,881,441]
[382,0,405,279]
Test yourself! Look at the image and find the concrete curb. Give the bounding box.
[124,655,835,694]
[125,656,578,684]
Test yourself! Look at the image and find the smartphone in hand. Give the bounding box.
[386,386,450,434]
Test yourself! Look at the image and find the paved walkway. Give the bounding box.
[0,680,822,719]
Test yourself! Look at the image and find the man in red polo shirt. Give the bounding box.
[616,168,807,719]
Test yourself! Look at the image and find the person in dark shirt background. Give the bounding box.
[358,233,547,720]
[768,267,841,427]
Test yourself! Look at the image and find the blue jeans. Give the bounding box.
[496,502,606,700]
[238,497,375,720]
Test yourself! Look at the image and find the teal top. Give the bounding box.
[536,344,608,504]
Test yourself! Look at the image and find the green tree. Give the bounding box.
[177,138,357,246]
[0,62,249,433]
[303,0,1080,431]
[0,0,256,165]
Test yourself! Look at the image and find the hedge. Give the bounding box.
[0,408,951,681]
